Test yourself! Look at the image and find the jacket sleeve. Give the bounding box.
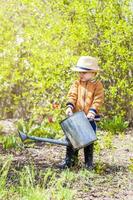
[66,80,79,109]
[89,81,104,114]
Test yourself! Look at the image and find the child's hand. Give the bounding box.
[87,112,95,120]
[66,107,73,116]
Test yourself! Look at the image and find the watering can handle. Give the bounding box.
[88,118,94,121]
[88,118,100,122]
[67,112,100,121]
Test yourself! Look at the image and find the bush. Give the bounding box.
[0,0,132,124]
[99,115,129,134]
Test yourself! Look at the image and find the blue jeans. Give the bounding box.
[89,120,97,133]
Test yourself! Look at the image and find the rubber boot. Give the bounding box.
[59,146,78,169]
[84,144,94,170]
[84,120,96,170]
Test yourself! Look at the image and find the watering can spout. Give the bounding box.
[19,131,70,147]
[19,131,28,141]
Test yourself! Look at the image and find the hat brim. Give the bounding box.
[72,67,100,72]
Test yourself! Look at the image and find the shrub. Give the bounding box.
[0,0,132,124]
[99,115,129,134]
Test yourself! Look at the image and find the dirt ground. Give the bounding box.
[0,129,133,200]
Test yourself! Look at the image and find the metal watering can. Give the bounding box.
[19,111,97,150]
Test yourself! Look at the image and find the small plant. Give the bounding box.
[95,161,107,174]
[102,132,114,149]
[0,155,13,189]
[59,170,78,188]
[99,115,129,134]
[2,135,19,150]
[19,165,36,189]
[42,168,56,188]
[17,119,34,135]
[94,141,102,155]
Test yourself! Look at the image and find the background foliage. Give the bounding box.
[0,0,133,125]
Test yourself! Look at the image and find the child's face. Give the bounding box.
[79,72,96,81]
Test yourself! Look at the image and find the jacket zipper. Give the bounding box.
[83,81,88,110]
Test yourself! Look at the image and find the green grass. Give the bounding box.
[0,157,76,200]
[0,155,102,200]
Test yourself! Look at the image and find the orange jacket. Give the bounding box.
[66,79,104,116]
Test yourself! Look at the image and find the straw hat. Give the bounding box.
[72,56,100,72]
